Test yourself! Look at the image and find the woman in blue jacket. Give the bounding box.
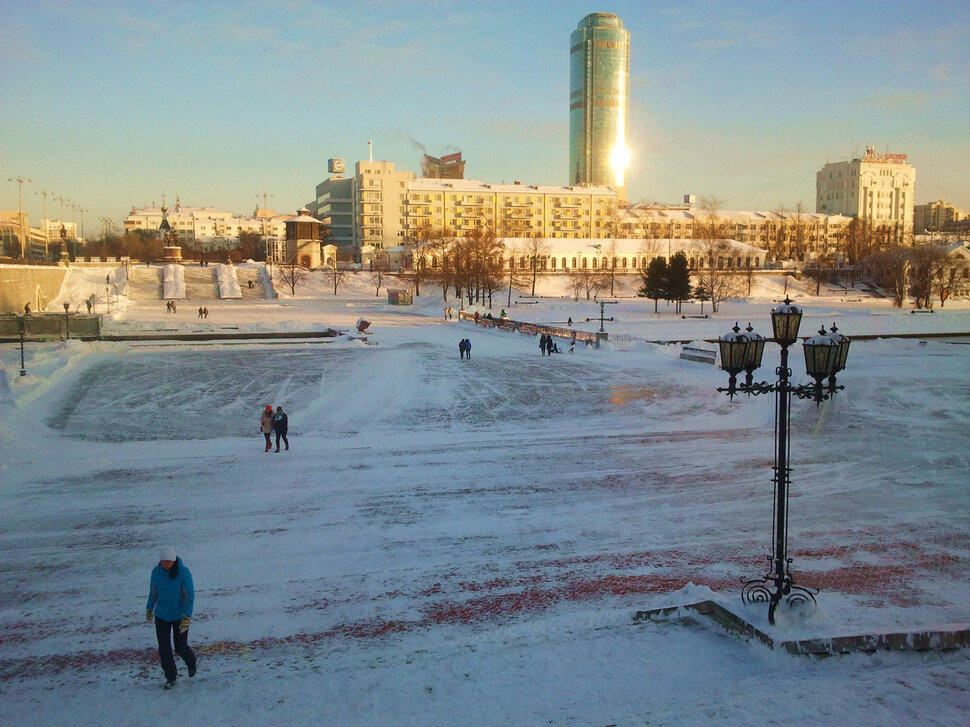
[146,546,197,689]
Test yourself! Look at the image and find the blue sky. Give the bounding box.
[2,0,968,232]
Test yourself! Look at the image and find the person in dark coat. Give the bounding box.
[539,334,547,356]
[464,338,471,359]
[458,339,466,359]
[273,406,289,452]
[146,546,197,689]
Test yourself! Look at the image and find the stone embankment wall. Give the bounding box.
[0,313,101,340]
[0,265,68,313]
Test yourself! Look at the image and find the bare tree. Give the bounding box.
[569,267,606,301]
[694,198,744,312]
[370,254,389,297]
[502,241,535,308]
[802,255,830,295]
[328,261,349,295]
[514,237,550,297]
[932,251,969,308]
[790,202,808,261]
[865,246,909,307]
[406,226,452,297]
[275,257,309,295]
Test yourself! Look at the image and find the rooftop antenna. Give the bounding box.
[368,140,373,162]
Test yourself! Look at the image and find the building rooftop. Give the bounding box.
[407,178,617,195]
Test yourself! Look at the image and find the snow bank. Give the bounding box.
[162,264,185,299]
[214,263,242,299]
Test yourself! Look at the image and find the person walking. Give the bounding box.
[24,301,31,315]
[203,306,209,319]
[260,405,274,452]
[273,406,289,452]
[198,307,204,319]
[464,338,471,359]
[146,546,197,690]
[458,339,466,360]
[539,333,547,356]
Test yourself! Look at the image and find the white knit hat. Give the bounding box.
[159,546,177,562]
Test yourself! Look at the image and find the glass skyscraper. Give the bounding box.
[569,13,630,197]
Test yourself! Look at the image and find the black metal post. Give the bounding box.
[599,301,605,332]
[769,343,793,624]
[19,315,27,376]
[63,302,70,340]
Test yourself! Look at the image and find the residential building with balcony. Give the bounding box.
[914,200,966,234]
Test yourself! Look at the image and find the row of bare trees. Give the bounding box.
[865,244,969,309]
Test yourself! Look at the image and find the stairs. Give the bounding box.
[183,266,219,299]
[127,266,162,300]
[237,267,267,299]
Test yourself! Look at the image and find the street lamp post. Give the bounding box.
[35,189,53,259]
[18,314,27,376]
[8,176,31,258]
[592,300,617,332]
[717,297,850,624]
[63,301,71,340]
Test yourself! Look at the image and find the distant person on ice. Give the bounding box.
[260,405,274,452]
[146,546,197,690]
[458,339,465,360]
[273,406,289,452]
[464,338,471,359]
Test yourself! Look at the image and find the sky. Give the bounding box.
[2,0,969,234]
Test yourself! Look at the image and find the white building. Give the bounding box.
[816,146,916,238]
[124,202,287,252]
[402,236,766,274]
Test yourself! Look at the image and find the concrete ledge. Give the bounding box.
[635,601,970,656]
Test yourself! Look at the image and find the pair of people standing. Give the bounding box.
[166,300,178,313]
[538,333,558,356]
[196,306,209,319]
[458,338,472,360]
[260,405,289,452]
[146,546,196,690]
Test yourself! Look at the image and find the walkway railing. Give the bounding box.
[458,310,602,348]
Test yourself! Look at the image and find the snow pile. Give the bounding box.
[161,264,185,299]
[214,263,242,299]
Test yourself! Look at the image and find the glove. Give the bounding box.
[179,616,191,633]
[146,610,154,622]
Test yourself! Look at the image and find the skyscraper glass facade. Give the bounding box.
[569,13,630,197]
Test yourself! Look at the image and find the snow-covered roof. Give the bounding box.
[622,206,850,224]
[408,178,617,195]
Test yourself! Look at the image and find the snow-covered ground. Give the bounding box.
[2,268,969,725]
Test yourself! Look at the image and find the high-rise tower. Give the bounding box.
[569,13,630,199]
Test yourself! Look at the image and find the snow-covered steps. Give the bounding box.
[181,265,218,299]
[127,265,163,300]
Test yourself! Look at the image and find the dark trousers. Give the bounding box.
[275,430,289,450]
[263,432,272,450]
[155,617,196,682]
